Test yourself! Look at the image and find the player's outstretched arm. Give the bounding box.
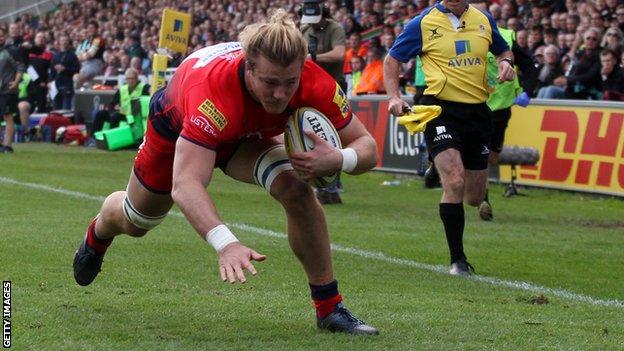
[172,138,266,283]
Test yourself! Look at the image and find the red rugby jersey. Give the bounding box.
[156,42,352,150]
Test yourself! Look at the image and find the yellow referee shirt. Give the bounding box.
[389,2,509,103]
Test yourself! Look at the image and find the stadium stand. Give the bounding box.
[2,0,624,144]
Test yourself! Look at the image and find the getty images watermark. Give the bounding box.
[3,281,10,348]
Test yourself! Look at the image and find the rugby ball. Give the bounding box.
[284,107,342,188]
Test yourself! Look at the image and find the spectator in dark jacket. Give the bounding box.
[124,33,147,61]
[50,34,79,110]
[26,32,53,113]
[536,45,565,97]
[539,29,602,99]
[7,22,28,64]
[564,28,602,99]
[599,49,624,101]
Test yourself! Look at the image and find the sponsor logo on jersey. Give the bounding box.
[433,133,452,142]
[427,27,443,40]
[190,115,218,136]
[454,40,471,55]
[433,125,451,142]
[332,83,349,118]
[449,41,482,67]
[448,57,482,67]
[197,99,227,131]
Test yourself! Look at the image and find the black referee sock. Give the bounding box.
[484,189,489,203]
[439,203,466,264]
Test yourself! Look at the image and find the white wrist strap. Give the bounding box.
[205,224,239,252]
[339,148,358,173]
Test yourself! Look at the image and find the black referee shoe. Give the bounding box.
[449,259,475,276]
[73,235,105,286]
[423,164,441,188]
[317,303,379,335]
[478,200,493,221]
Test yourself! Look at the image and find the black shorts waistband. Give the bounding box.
[420,95,488,109]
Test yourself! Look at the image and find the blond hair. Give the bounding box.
[239,8,307,67]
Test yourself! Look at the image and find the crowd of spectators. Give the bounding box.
[2,0,624,117]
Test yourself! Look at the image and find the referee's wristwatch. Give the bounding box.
[499,57,514,67]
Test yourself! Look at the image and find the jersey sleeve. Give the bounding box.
[303,62,353,130]
[179,85,228,150]
[486,13,509,56]
[388,15,424,63]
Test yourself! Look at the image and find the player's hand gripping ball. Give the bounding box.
[284,107,342,188]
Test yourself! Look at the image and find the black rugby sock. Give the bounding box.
[439,203,466,263]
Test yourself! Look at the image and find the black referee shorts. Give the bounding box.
[421,95,493,170]
[0,93,18,117]
[490,107,512,153]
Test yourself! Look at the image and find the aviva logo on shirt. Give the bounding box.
[454,40,471,55]
[449,40,482,67]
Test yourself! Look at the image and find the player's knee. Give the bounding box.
[442,169,465,191]
[119,192,167,235]
[121,223,149,237]
[97,191,146,236]
[17,101,29,112]
[270,173,313,204]
[253,145,294,192]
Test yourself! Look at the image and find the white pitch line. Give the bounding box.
[2,176,623,309]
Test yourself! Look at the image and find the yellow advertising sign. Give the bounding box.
[503,104,624,196]
[158,9,191,54]
[150,53,168,95]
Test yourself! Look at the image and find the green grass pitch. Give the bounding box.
[1,143,623,350]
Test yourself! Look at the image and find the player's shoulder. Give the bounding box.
[181,42,243,70]
[299,60,338,97]
[468,4,495,26]
[298,61,350,122]
[406,5,439,30]
[301,59,334,83]
[177,44,244,93]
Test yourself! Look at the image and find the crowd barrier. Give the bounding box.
[350,96,624,197]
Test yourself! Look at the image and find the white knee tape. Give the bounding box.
[253,145,293,192]
[122,196,167,230]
